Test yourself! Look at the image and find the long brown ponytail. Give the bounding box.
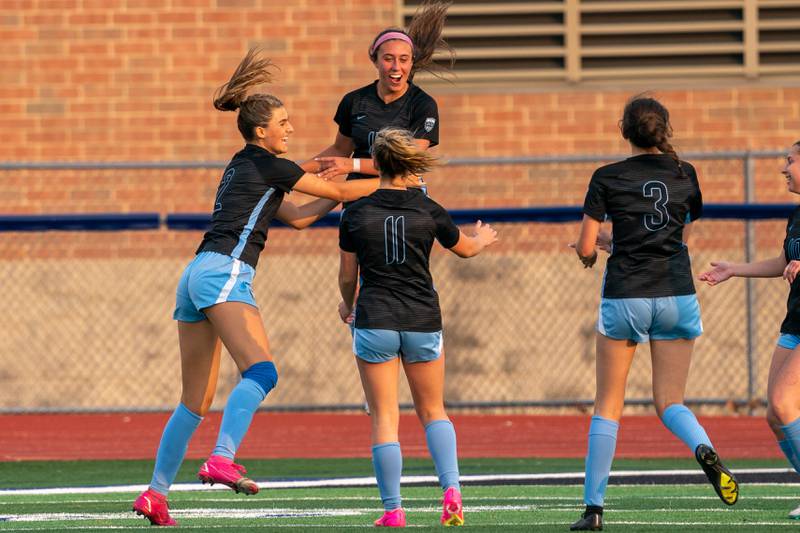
[621,95,684,177]
[213,47,283,141]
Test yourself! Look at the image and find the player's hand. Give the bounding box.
[338,301,354,324]
[567,242,598,267]
[568,231,611,254]
[784,260,800,284]
[577,249,597,268]
[596,229,612,253]
[698,261,734,286]
[315,157,355,181]
[474,220,498,248]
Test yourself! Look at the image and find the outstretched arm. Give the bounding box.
[300,132,355,174]
[292,173,379,203]
[448,220,499,258]
[699,252,788,286]
[275,196,339,230]
[314,138,431,181]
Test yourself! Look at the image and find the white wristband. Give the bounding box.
[352,158,360,173]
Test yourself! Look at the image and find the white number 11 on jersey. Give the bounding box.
[384,215,406,264]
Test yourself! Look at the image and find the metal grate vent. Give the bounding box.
[400,0,800,84]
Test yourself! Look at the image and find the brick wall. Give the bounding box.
[2,2,798,410]
[3,1,799,212]
[2,0,797,263]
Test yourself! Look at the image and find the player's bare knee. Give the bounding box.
[769,391,800,425]
[766,406,785,435]
[654,399,680,419]
[180,396,208,417]
[593,397,624,421]
[415,405,446,426]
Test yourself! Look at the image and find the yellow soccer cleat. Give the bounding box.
[695,444,739,505]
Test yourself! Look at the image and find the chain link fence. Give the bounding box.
[0,151,791,413]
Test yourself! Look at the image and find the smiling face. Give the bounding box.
[373,39,413,97]
[253,106,293,155]
[783,144,800,194]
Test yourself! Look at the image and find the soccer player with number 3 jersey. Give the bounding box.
[338,127,497,527]
[131,48,379,527]
[700,141,800,519]
[570,96,739,531]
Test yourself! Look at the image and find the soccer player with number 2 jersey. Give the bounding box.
[131,47,379,527]
[570,96,739,531]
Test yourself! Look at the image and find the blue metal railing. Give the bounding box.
[0,204,794,232]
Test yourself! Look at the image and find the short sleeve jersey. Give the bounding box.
[339,189,460,331]
[333,81,439,181]
[196,144,304,269]
[582,154,703,298]
[781,206,800,334]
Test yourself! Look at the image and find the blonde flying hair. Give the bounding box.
[371,127,439,180]
[369,0,455,78]
[212,46,283,141]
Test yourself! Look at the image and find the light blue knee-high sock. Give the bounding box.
[661,404,712,451]
[778,439,800,473]
[212,380,267,459]
[211,361,277,459]
[584,415,619,507]
[425,419,460,491]
[372,442,403,511]
[780,418,800,475]
[150,403,203,495]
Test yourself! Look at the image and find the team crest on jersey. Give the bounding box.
[424,117,436,132]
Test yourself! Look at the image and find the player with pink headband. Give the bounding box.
[302,0,454,189]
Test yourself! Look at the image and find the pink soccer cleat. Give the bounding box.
[197,455,259,495]
[374,507,406,527]
[132,488,177,527]
[440,486,464,526]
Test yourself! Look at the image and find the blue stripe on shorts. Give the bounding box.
[353,328,442,363]
[597,294,702,343]
[778,333,800,350]
[173,251,257,322]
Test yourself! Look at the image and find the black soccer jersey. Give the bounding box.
[334,81,439,181]
[583,154,703,298]
[339,189,460,331]
[197,144,304,269]
[781,206,800,334]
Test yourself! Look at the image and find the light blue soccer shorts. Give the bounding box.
[352,328,443,363]
[173,251,257,322]
[597,294,703,343]
[778,333,800,350]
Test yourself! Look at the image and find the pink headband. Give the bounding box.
[370,32,414,56]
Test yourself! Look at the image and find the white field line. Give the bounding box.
[0,467,796,497]
[0,503,765,523]
[0,505,536,522]
[5,493,800,506]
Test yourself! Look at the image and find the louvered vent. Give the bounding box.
[400,0,800,84]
